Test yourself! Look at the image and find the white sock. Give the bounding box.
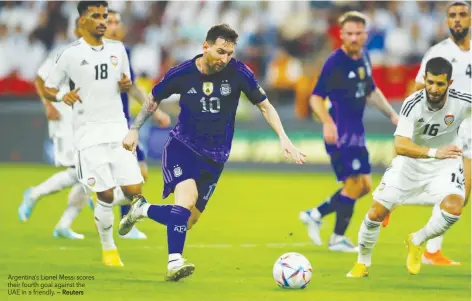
[56,183,88,229]
[412,204,460,246]
[425,205,444,253]
[168,253,183,269]
[357,215,381,266]
[30,168,77,201]
[309,208,321,220]
[426,235,444,253]
[94,199,116,251]
[112,187,129,206]
[141,203,151,217]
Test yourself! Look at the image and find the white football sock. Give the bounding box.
[168,253,183,269]
[426,235,444,253]
[357,215,381,266]
[94,199,116,251]
[112,187,129,206]
[309,208,321,220]
[425,205,444,253]
[412,204,460,246]
[30,167,77,201]
[56,183,88,229]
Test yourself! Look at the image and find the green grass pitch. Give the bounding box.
[2,164,470,301]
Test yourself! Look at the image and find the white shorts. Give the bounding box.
[373,158,465,210]
[76,142,143,192]
[53,136,75,167]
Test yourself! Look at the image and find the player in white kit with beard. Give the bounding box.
[347,57,471,277]
[44,1,145,267]
[383,1,471,266]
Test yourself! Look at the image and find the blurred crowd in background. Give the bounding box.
[0,1,456,119]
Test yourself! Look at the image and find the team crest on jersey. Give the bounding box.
[444,114,455,126]
[110,55,118,66]
[203,82,213,96]
[173,166,182,177]
[220,83,231,96]
[358,67,365,80]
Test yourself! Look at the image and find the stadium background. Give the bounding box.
[1,1,470,301]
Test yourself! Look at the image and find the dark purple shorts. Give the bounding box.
[161,137,224,212]
[326,146,371,182]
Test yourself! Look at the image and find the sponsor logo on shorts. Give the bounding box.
[87,177,96,187]
[352,158,361,171]
[378,182,386,191]
[173,166,182,177]
[444,114,454,126]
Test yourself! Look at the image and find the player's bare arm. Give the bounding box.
[394,135,462,159]
[309,94,337,144]
[34,76,61,121]
[122,94,159,152]
[366,88,399,125]
[256,99,306,164]
[44,86,81,106]
[128,84,171,127]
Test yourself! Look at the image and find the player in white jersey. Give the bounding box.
[347,57,471,277]
[18,19,93,240]
[382,1,471,266]
[44,1,145,267]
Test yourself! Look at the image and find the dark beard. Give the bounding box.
[426,89,448,110]
[449,27,469,42]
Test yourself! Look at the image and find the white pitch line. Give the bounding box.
[54,242,313,251]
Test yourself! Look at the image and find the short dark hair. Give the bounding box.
[205,24,238,44]
[448,1,470,12]
[77,1,108,16]
[425,57,453,81]
[339,11,367,26]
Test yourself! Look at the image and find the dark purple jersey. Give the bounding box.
[152,54,267,163]
[313,48,376,148]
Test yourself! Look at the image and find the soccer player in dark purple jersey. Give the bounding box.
[120,24,306,281]
[299,11,398,252]
[104,9,171,240]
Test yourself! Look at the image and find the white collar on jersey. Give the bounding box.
[79,37,105,52]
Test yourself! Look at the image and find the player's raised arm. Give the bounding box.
[366,88,399,125]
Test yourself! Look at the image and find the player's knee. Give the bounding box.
[96,190,114,203]
[441,194,464,216]
[121,184,142,200]
[187,218,198,230]
[367,201,389,222]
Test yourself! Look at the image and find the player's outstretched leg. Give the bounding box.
[408,196,463,275]
[53,183,88,240]
[95,189,123,267]
[115,187,147,240]
[347,200,388,278]
[299,189,341,246]
[18,168,77,222]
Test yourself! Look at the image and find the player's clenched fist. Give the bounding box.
[435,145,463,159]
[122,129,139,152]
[119,73,131,92]
[63,88,81,106]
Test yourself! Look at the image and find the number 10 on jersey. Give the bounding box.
[200,97,220,113]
